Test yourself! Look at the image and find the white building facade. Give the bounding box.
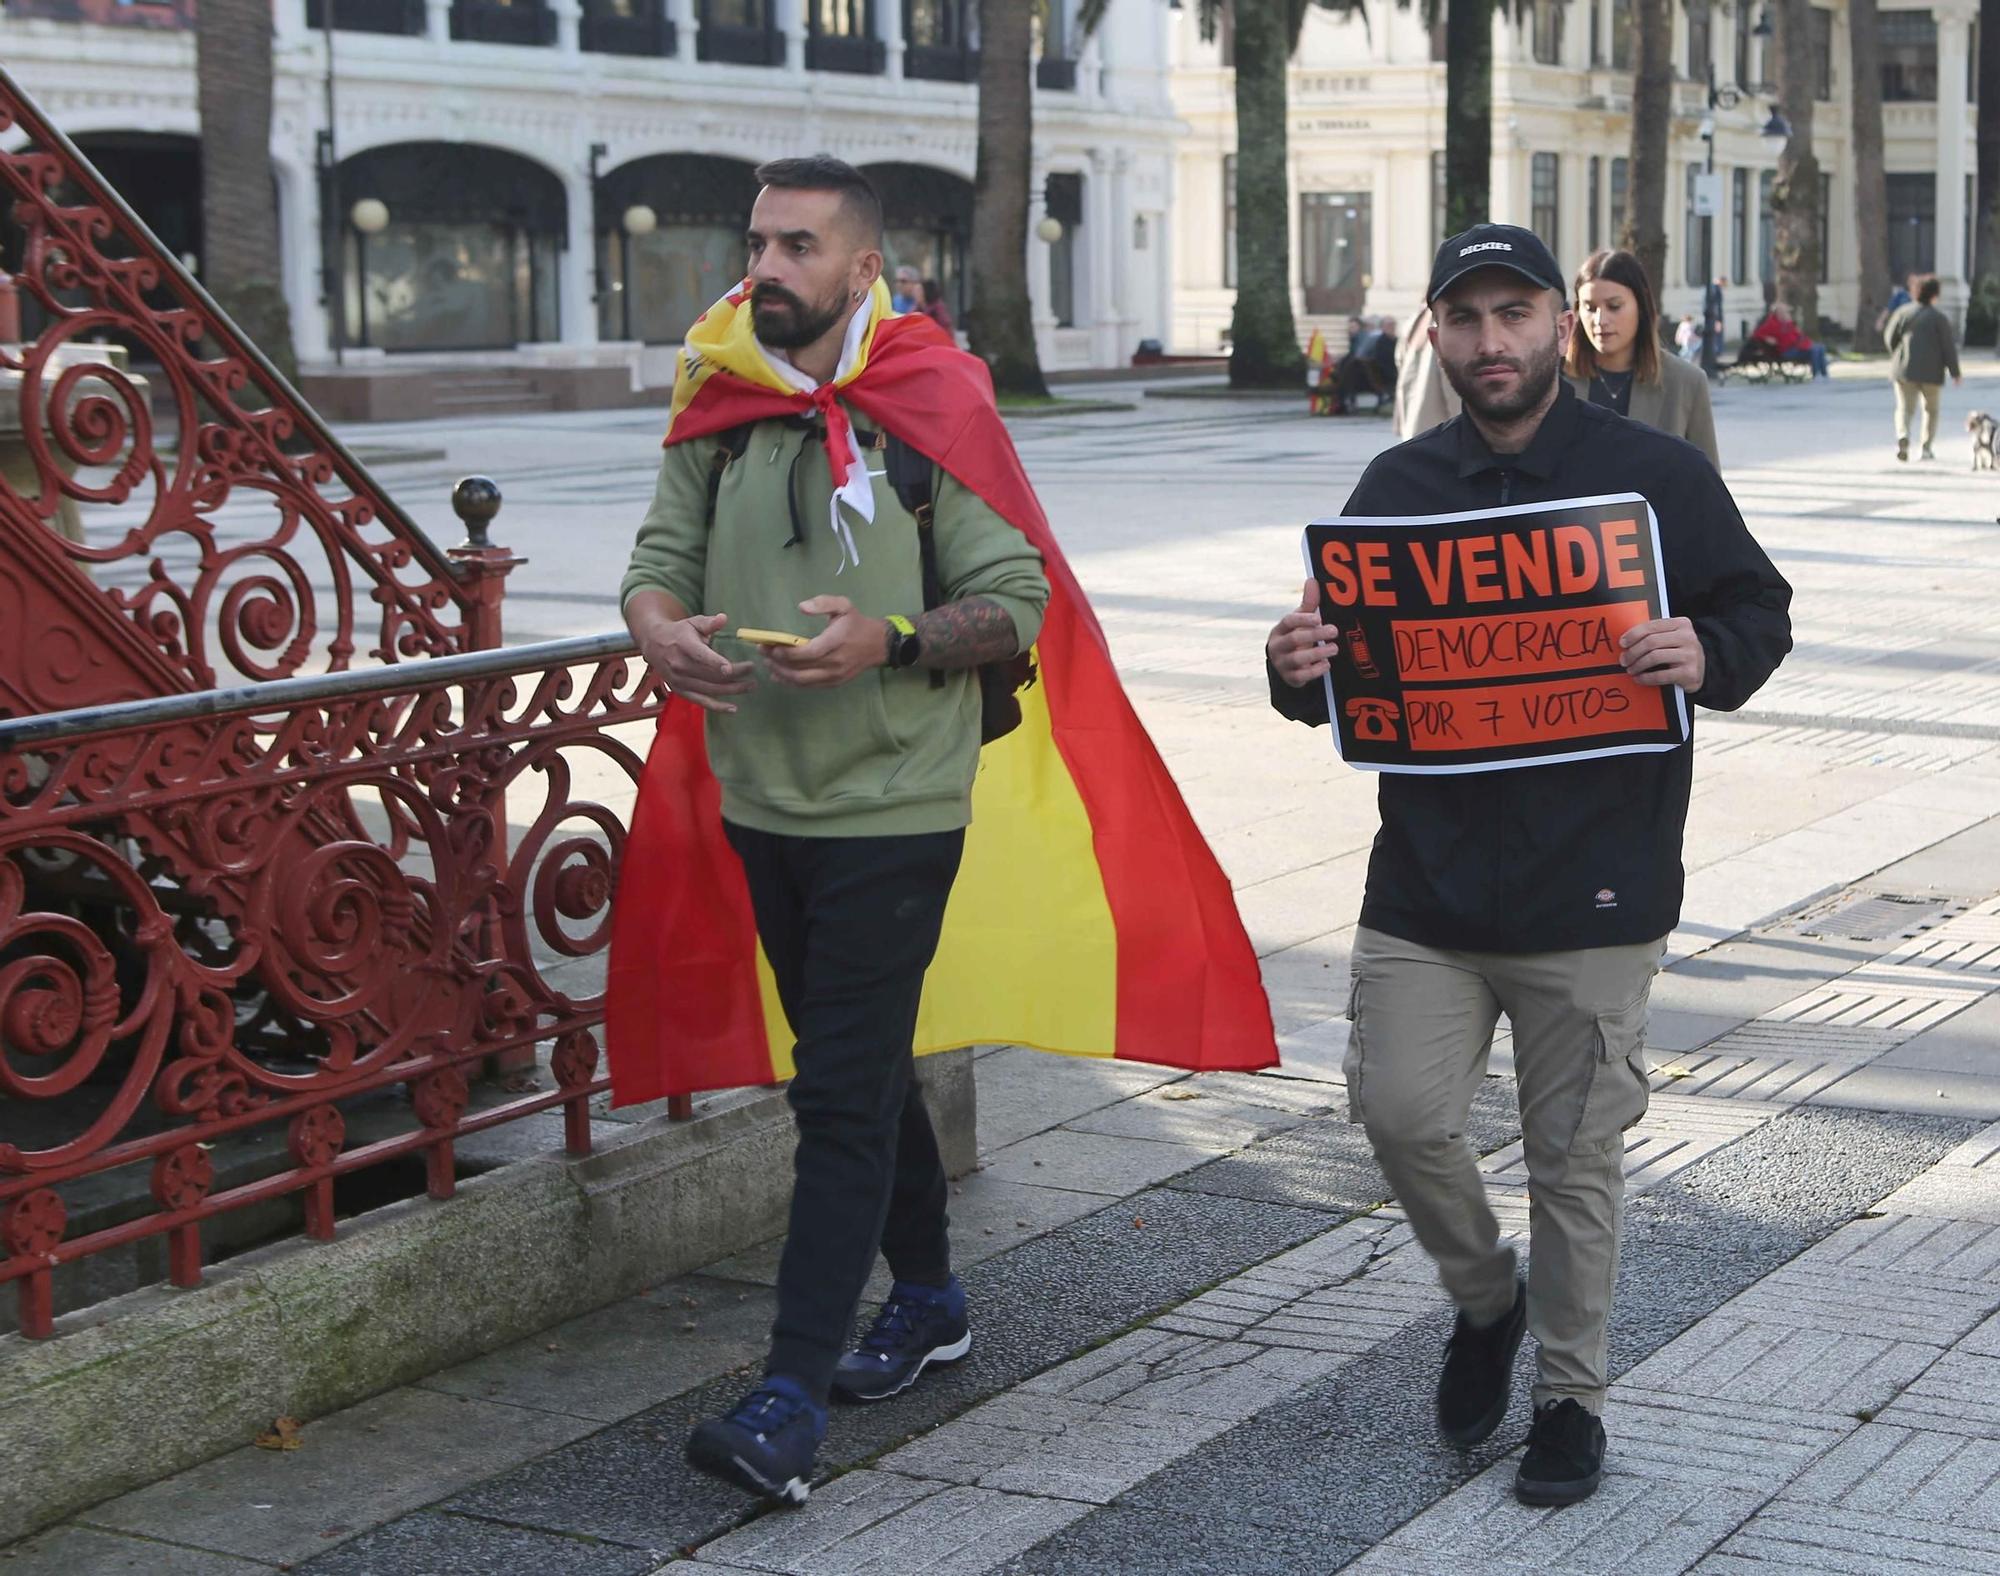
[1170,0,1979,353]
[2,0,1181,384]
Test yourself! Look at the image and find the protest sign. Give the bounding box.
[1302,494,1689,773]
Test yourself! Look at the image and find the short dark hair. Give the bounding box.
[753,155,883,247]
[1565,247,1662,385]
[1917,274,1942,304]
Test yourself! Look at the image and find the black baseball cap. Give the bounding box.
[1426,223,1566,305]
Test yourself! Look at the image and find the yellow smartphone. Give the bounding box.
[733,627,810,648]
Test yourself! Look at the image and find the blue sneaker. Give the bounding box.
[685,1376,825,1505]
[831,1277,971,1403]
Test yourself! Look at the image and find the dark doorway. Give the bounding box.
[1300,192,1371,317]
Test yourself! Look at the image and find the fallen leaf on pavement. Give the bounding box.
[254,1417,304,1452]
[1160,1088,1200,1102]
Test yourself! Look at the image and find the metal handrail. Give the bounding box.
[0,632,645,749]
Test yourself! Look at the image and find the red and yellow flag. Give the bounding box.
[605,281,1277,1102]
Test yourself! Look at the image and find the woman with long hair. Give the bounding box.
[1564,249,1719,468]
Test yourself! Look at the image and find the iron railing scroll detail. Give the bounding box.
[0,638,669,1338]
[0,66,680,1342]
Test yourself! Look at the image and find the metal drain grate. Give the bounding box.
[1780,890,1966,942]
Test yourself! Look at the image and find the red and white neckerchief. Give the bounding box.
[756,304,879,570]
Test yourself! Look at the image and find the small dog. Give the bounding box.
[1969,410,1998,471]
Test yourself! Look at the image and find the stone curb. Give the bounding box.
[0,1050,976,1545]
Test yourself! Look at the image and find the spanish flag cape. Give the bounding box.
[605,280,1277,1102]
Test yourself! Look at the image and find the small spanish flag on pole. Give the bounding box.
[606,280,1279,1103]
[1306,328,1334,416]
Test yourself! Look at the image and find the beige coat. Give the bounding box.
[1565,351,1720,469]
[1394,310,1460,438]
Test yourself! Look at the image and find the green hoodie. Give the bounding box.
[621,407,1050,838]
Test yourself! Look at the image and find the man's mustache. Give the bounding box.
[1471,358,1522,375]
[751,286,804,313]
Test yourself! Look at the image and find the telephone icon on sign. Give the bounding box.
[1344,697,1403,743]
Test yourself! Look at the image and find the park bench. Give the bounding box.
[1720,341,1812,387]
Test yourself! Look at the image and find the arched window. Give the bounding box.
[337,143,566,352]
[861,162,974,324]
[595,155,760,345]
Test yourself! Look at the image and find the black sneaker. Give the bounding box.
[685,1376,825,1506]
[830,1276,971,1403]
[1436,1276,1527,1448]
[1515,1398,1607,1506]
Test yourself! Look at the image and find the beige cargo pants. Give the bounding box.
[1893,379,1943,452]
[1345,924,1666,1412]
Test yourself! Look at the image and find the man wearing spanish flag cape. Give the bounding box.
[608,156,1275,1505]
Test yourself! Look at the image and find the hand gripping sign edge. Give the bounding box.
[1300,492,1692,775]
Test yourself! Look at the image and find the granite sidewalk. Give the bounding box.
[13,810,2000,1574]
[13,375,2000,1572]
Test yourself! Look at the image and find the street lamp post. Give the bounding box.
[1699,67,1740,381]
[588,142,609,314]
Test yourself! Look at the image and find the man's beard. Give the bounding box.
[751,284,849,350]
[1439,328,1564,424]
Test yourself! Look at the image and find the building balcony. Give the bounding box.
[450,0,557,46]
[697,20,786,64]
[581,0,675,55]
[806,31,886,74]
[1037,56,1078,91]
[905,42,976,82]
[304,0,427,34]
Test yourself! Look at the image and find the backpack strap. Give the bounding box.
[702,424,758,528]
[884,435,948,691]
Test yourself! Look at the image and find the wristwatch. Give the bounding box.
[885,614,922,669]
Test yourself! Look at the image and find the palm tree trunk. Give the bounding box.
[1623,0,1675,300]
[969,0,1049,398]
[1444,0,1494,233]
[1769,0,1820,333]
[197,0,295,380]
[1849,0,1892,351]
[1228,0,1303,387]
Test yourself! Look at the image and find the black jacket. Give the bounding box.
[1271,382,1792,953]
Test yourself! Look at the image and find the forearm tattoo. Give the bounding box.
[915,596,1021,670]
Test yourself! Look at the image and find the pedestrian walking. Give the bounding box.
[1703,275,1728,364]
[1878,272,1915,336]
[891,263,921,314]
[1265,222,1791,1508]
[1885,274,1962,462]
[918,276,955,335]
[1564,248,1719,467]
[1673,314,1700,362]
[621,157,1049,1505]
[612,154,1278,1509]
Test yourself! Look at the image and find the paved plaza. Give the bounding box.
[17,365,2000,1573]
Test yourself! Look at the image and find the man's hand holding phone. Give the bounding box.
[636,610,756,714]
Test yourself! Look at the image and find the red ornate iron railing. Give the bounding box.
[0,636,667,1339]
[0,66,676,1340]
[0,60,491,715]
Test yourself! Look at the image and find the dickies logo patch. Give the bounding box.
[1595,888,1619,909]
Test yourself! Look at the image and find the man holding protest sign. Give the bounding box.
[1266,224,1791,1507]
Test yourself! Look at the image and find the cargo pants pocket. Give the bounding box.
[1342,974,1366,1126]
[1567,994,1652,1158]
